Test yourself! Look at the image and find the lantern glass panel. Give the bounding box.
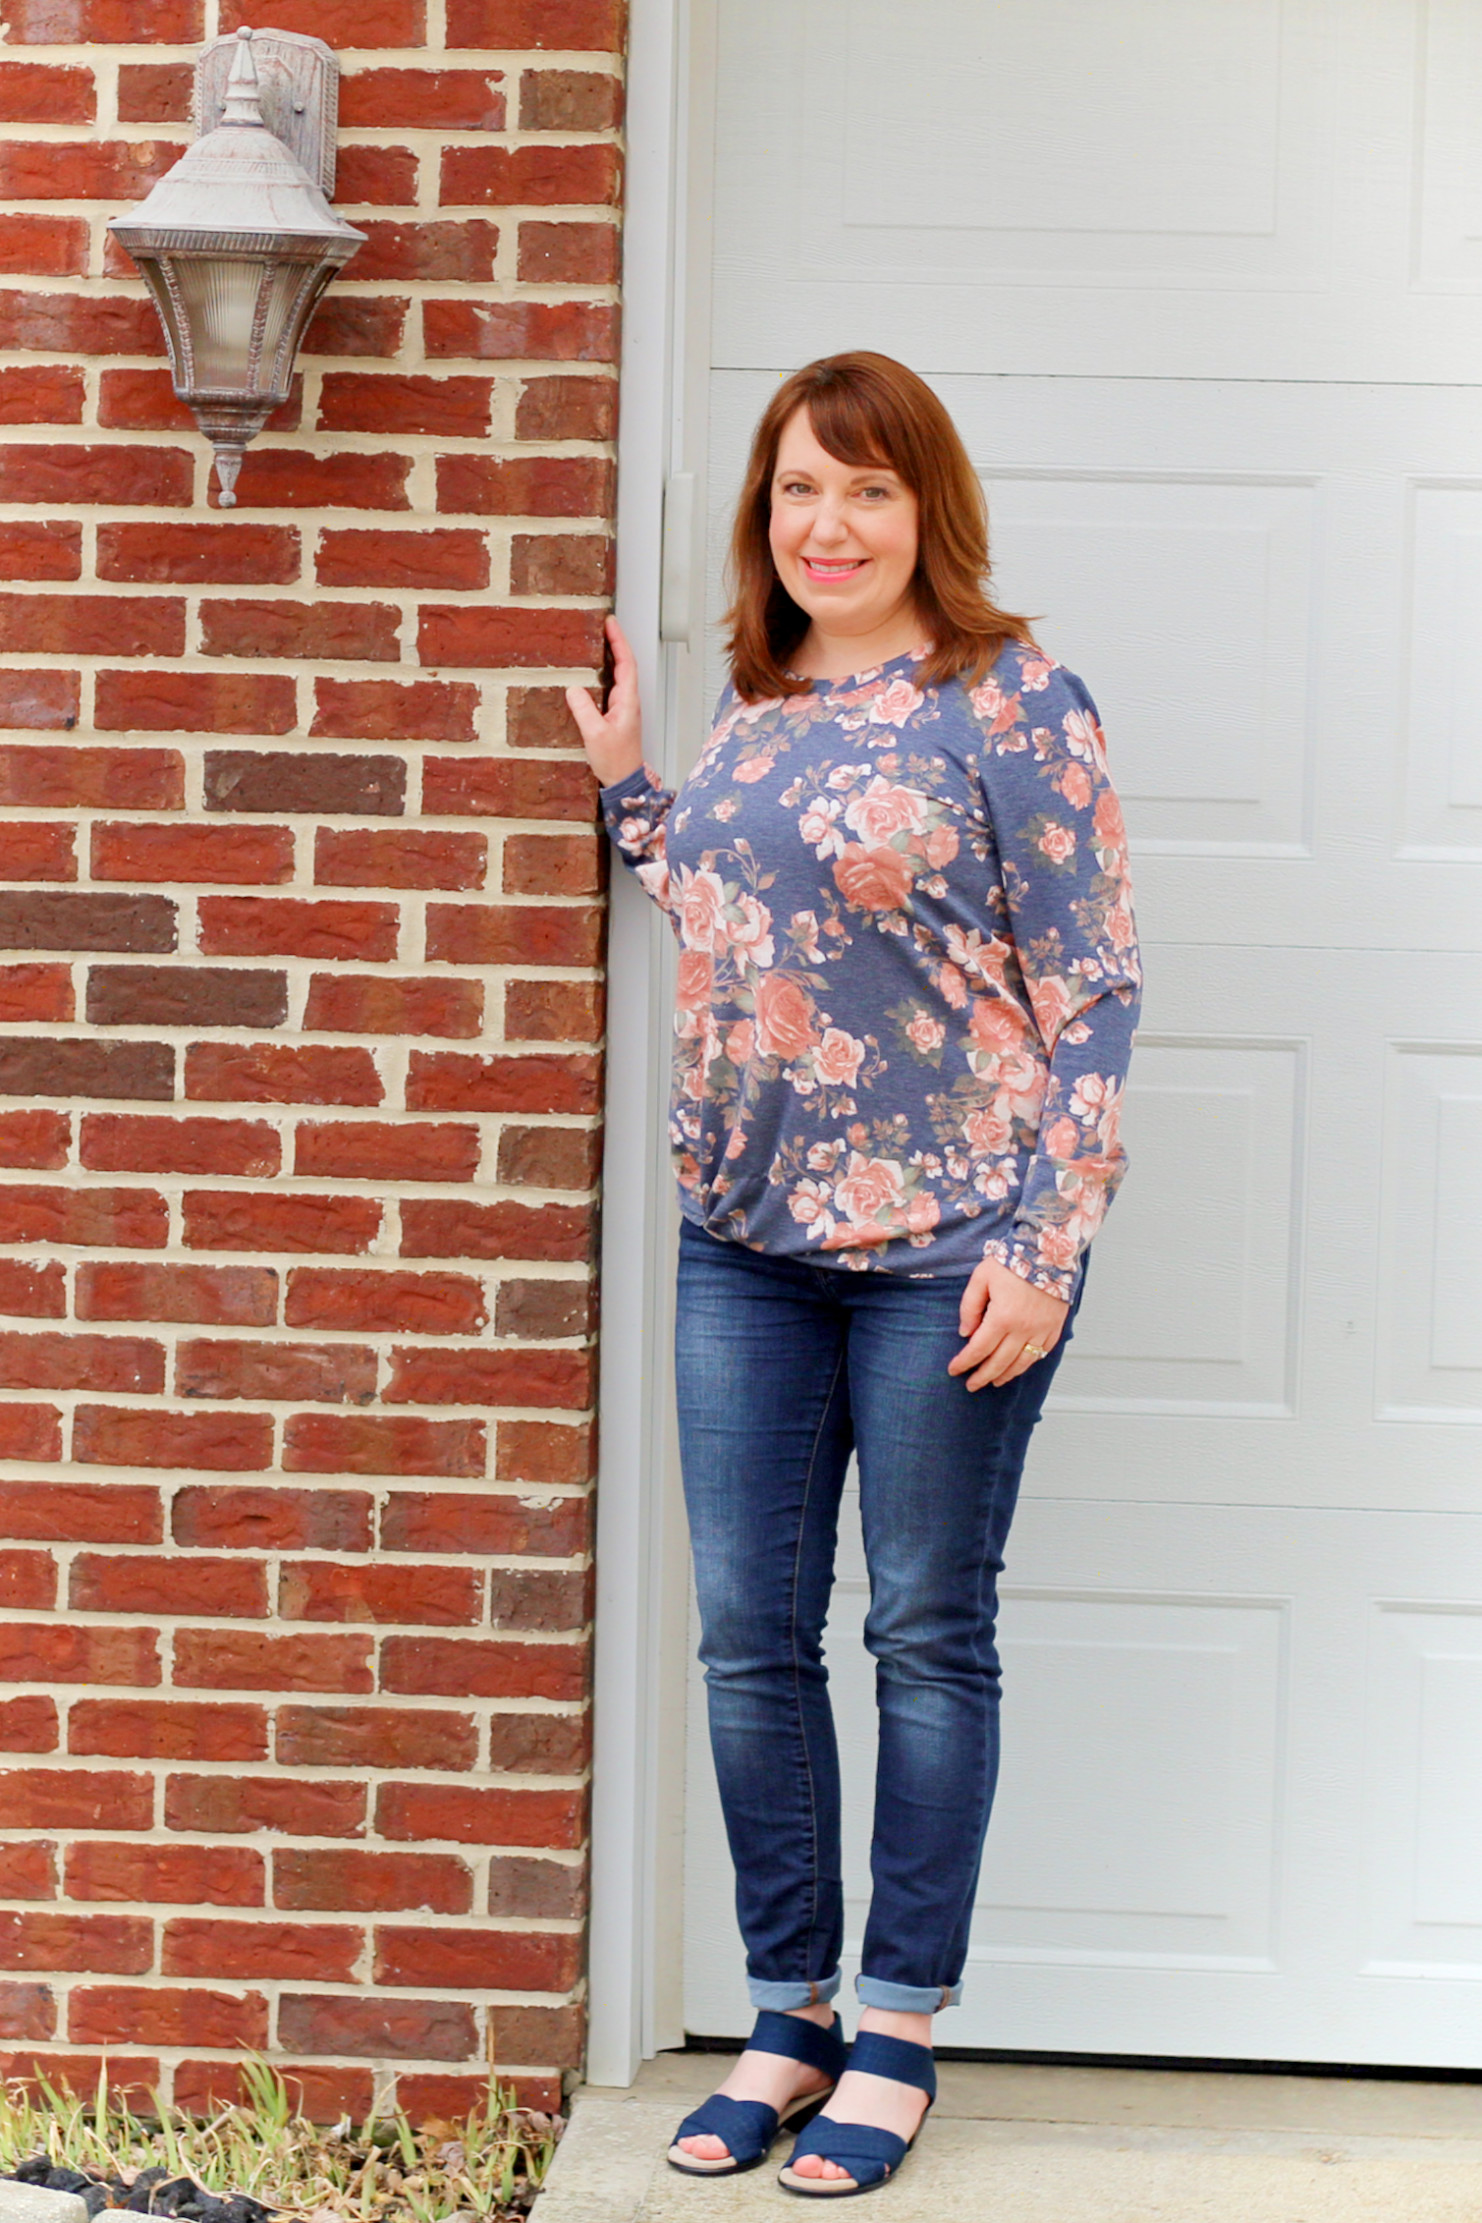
[171,257,272,390]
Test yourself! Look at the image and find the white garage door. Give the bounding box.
[680,0,1482,2065]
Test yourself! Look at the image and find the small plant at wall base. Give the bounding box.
[0,2059,560,2223]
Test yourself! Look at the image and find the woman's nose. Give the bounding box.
[807,498,850,546]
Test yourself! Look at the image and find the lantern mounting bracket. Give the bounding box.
[194,29,340,195]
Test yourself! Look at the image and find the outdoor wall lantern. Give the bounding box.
[108,28,364,506]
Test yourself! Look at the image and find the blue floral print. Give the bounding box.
[600,643,1141,1298]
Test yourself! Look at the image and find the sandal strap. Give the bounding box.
[673,2092,778,2166]
[844,2030,936,2098]
[788,2113,906,2185]
[749,2009,848,2079]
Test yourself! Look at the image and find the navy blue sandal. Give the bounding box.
[667,2009,847,2177]
[777,2030,936,2197]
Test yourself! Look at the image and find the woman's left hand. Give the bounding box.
[949,1259,1070,1392]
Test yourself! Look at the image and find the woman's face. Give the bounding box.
[767,407,920,645]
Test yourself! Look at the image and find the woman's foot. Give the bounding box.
[786,2008,933,2184]
[677,2002,837,2165]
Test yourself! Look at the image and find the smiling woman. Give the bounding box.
[567,351,1141,2197]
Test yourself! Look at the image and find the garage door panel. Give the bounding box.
[1404,484,1482,858]
[1378,1045,1482,1420]
[1365,1604,1482,1974]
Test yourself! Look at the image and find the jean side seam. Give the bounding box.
[790,1341,847,1983]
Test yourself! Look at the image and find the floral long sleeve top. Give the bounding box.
[600,642,1141,1298]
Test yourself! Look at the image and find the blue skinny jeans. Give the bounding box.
[675,1217,1079,2015]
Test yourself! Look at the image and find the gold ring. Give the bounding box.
[1023,1342,1046,1360]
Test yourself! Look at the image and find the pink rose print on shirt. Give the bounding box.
[1036,821,1077,866]
[724,891,775,969]
[867,677,926,728]
[906,1012,946,1056]
[676,865,727,951]
[843,775,928,847]
[833,843,912,912]
[755,971,818,1061]
[834,1152,907,1234]
[813,1028,866,1088]
[1057,763,1093,811]
[676,949,714,1014]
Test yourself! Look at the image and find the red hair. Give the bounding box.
[724,351,1035,703]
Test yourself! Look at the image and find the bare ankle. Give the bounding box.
[783,1999,836,2027]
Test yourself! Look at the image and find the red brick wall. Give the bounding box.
[0,0,621,2118]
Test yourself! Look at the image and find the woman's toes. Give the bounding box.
[679,2133,730,2161]
[790,2155,853,2182]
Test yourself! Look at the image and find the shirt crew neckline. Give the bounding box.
[785,645,932,694]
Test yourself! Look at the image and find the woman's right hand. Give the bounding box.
[566,614,644,789]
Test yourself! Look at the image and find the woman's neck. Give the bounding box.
[788,609,925,682]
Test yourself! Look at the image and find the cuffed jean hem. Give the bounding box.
[856,1975,962,2012]
[747,1972,843,2010]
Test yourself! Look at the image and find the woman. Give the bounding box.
[568,352,1140,2197]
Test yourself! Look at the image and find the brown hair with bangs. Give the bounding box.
[724,351,1035,703]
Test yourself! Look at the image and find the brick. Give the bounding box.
[385,1347,590,1410]
[0,1479,161,1543]
[441,143,619,209]
[0,1911,152,1975]
[400,2069,561,2116]
[66,1843,264,1907]
[336,146,423,207]
[220,0,423,45]
[0,1771,152,1832]
[71,1986,267,2051]
[176,1342,377,1406]
[489,1567,592,1633]
[175,1629,372,1695]
[419,606,602,670]
[279,1993,474,2061]
[285,1268,485,1336]
[87,968,286,1029]
[302,296,408,360]
[0,1984,54,2041]
[520,67,623,129]
[314,829,486,892]
[165,1775,365,1838]
[97,523,300,586]
[0,2053,161,2109]
[424,756,594,820]
[380,1636,584,1704]
[376,1780,585,1850]
[427,302,617,367]
[163,1919,359,1983]
[0,140,174,201]
[348,220,499,284]
[116,62,192,122]
[448,0,620,41]
[505,975,604,1040]
[0,594,183,659]
[0,367,86,427]
[179,2059,374,2124]
[0,1259,69,1319]
[515,374,617,443]
[340,69,504,127]
[173,1484,372,1552]
[0,1186,167,1250]
[205,751,406,816]
[185,1043,381,1105]
[200,897,398,963]
[497,1417,595,1487]
[408,1050,599,1117]
[309,678,479,744]
[0,1697,59,1754]
[3,0,202,35]
[517,221,619,285]
[0,1550,55,1611]
[0,744,181,808]
[473,1999,585,2069]
[0,1845,57,1901]
[69,1699,267,1764]
[377,1925,578,1994]
[183,1191,382,1256]
[380,1489,588,1557]
[275,1849,471,1916]
[315,531,488,594]
[294,1120,481,1183]
[0,64,94,123]
[496,1278,594,1340]
[284,1414,486,1481]
[81,1115,277,1178]
[0,967,72,1025]
[0,1109,69,1169]
[0,821,73,881]
[201,600,400,664]
[77,1264,278,1330]
[92,822,294,886]
[0,1332,163,1395]
[0,1039,174,1102]
[277,1706,477,1771]
[511,530,613,596]
[0,673,80,731]
[280,1560,482,1624]
[97,367,301,434]
[0,300,167,365]
[95,669,298,737]
[490,1855,584,1922]
[0,891,174,953]
[224,450,411,510]
[303,973,482,1039]
[0,1405,59,1461]
[0,522,82,581]
[401,1197,592,1263]
[504,833,605,899]
[0,444,187,506]
[71,1552,268,1617]
[318,374,493,438]
[74,1407,273,1476]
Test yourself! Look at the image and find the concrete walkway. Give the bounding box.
[533,2051,1482,2222]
